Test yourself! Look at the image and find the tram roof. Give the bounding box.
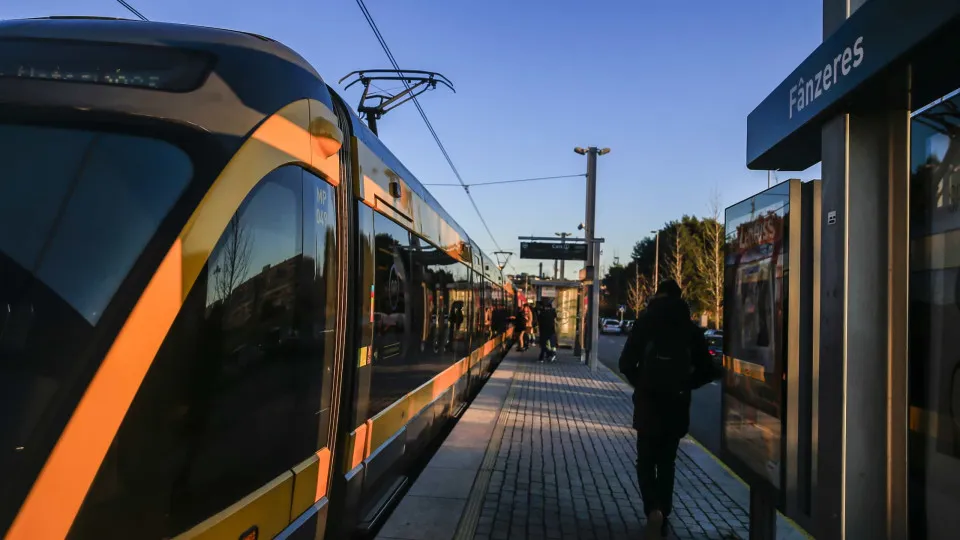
[0,17,501,284]
[348,111,473,253]
[0,16,317,76]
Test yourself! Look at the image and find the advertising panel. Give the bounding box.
[722,182,791,490]
[556,287,579,348]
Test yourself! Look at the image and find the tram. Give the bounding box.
[0,17,518,540]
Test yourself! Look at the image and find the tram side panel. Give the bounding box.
[339,131,511,534]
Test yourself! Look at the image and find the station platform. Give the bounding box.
[375,348,810,540]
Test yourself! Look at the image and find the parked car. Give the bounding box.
[706,335,723,370]
[601,319,622,335]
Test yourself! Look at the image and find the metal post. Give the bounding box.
[557,232,571,279]
[363,110,378,136]
[749,486,778,540]
[584,147,599,371]
[588,241,600,371]
[573,290,582,357]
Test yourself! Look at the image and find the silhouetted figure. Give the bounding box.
[618,280,720,538]
[538,299,558,363]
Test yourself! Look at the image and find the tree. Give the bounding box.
[693,189,725,328]
[663,221,688,290]
[601,262,630,316]
[626,266,652,318]
[213,213,253,304]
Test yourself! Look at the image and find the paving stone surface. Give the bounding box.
[473,351,749,540]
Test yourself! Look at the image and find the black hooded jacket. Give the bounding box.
[618,295,718,438]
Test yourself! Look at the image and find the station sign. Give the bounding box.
[520,241,587,261]
[746,0,960,171]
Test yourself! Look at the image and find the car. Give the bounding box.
[601,319,622,335]
[704,328,723,338]
[706,335,724,370]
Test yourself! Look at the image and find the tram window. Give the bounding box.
[369,212,413,416]
[0,124,192,324]
[0,125,192,535]
[447,262,472,358]
[71,165,327,539]
[410,240,460,375]
[303,171,338,450]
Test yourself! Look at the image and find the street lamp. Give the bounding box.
[573,146,610,371]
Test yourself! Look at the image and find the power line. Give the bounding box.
[424,173,585,188]
[116,0,148,20]
[354,0,514,272]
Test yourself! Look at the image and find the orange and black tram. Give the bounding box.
[0,17,517,540]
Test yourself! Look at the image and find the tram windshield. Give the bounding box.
[0,122,193,531]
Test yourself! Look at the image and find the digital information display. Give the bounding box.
[0,38,212,92]
[519,241,587,261]
[722,182,790,490]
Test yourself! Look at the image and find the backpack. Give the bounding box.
[640,331,693,396]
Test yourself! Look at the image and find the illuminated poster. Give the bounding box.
[722,182,789,489]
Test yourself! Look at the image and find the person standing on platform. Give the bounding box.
[537,299,558,363]
[617,279,719,538]
[515,304,530,351]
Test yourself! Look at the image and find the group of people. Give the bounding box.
[513,298,558,363]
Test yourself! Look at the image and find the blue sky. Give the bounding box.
[2,0,823,277]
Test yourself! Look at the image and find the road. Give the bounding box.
[596,333,722,457]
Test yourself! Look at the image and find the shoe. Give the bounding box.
[645,510,663,540]
[661,516,672,538]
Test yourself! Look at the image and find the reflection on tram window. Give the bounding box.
[71,166,339,539]
[0,125,193,535]
[908,92,960,540]
[368,213,476,417]
[446,263,473,359]
[721,182,790,489]
[303,171,339,450]
[369,213,412,416]
[0,125,192,324]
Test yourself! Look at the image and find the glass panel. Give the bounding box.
[304,171,338,451]
[71,165,329,539]
[722,181,790,489]
[0,124,192,534]
[908,93,960,540]
[370,212,413,416]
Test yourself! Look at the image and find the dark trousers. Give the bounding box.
[636,433,681,517]
[538,332,557,360]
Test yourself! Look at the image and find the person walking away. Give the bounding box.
[617,280,719,539]
[538,299,558,363]
[515,305,529,351]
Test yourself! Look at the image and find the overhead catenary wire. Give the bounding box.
[116,0,149,21]
[423,173,586,188]
[354,0,515,273]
